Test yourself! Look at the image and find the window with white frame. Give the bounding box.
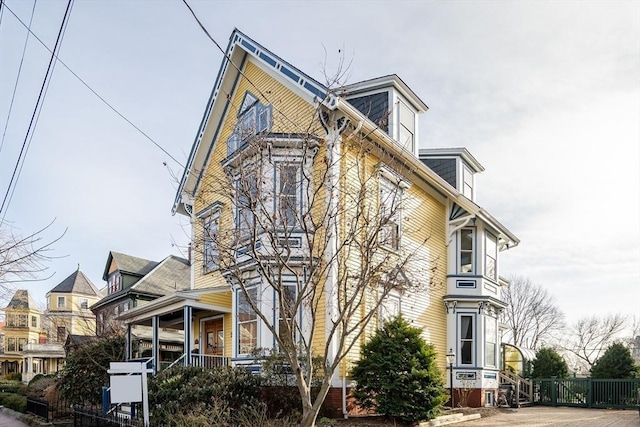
[485,316,497,367]
[277,163,300,228]
[462,165,473,199]
[31,316,37,328]
[460,315,474,365]
[18,337,27,351]
[80,298,89,309]
[202,210,220,271]
[236,169,258,239]
[379,176,402,250]
[397,99,415,152]
[237,286,258,355]
[227,91,273,155]
[7,338,16,352]
[485,233,497,281]
[18,314,27,327]
[57,296,66,308]
[277,279,298,338]
[459,228,474,274]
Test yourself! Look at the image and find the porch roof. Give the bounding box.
[116,286,232,326]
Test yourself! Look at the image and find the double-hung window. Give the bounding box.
[397,100,415,152]
[80,298,89,309]
[485,233,497,281]
[237,286,258,355]
[236,169,258,239]
[278,279,298,338]
[379,177,402,250]
[459,228,474,273]
[202,211,220,271]
[278,164,299,228]
[485,316,497,367]
[460,315,474,365]
[57,296,66,309]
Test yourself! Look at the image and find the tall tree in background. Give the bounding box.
[501,275,564,349]
[590,342,638,379]
[0,221,64,301]
[564,314,627,369]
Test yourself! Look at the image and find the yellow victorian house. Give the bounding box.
[1,290,43,377]
[118,29,519,413]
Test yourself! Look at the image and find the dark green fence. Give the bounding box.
[533,378,640,409]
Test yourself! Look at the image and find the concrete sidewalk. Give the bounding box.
[455,406,639,427]
[0,408,29,427]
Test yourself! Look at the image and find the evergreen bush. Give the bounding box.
[591,342,638,379]
[351,315,447,423]
[531,348,569,378]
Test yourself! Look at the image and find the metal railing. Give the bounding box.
[533,378,640,409]
[162,353,230,372]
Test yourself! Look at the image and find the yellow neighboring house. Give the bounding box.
[119,29,519,411]
[0,290,44,378]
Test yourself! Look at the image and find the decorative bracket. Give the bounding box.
[444,300,457,314]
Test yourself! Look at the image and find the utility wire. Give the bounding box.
[1,3,187,171]
[0,0,73,220]
[0,0,38,156]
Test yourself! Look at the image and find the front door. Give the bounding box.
[203,318,224,356]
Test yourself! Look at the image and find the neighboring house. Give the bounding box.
[91,252,190,367]
[45,267,103,343]
[0,290,45,378]
[118,29,519,410]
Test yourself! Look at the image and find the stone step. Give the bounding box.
[421,413,481,427]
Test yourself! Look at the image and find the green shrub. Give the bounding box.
[148,365,262,425]
[3,373,22,382]
[591,343,639,379]
[351,315,447,423]
[0,380,27,395]
[531,348,569,378]
[2,393,27,413]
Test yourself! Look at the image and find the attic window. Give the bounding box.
[397,100,414,152]
[228,91,273,155]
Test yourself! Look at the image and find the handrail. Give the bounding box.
[499,370,532,401]
[165,354,186,371]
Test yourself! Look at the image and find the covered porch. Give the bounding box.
[117,287,232,373]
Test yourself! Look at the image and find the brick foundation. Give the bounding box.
[322,387,497,417]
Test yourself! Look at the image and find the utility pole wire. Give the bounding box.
[0,0,73,220]
[1,3,187,173]
[0,0,38,157]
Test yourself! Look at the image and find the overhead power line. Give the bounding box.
[0,2,187,172]
[0,0,73,221]
[0,0,38,156]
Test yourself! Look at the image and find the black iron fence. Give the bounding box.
[26,396,74,422]
[73,407,145,427]
[533,378,640,409]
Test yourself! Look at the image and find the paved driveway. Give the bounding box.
[456,406,639,427]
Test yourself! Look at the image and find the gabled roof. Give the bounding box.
[92,255,190,311]
[102,251,158,281]
[4,289,38,311]
[48,269,102,297]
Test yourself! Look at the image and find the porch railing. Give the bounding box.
[499,370,532,403]
[162,353,230,372]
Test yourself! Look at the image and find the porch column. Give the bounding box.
[27,357,33,374]
[125,324,132,360]
[151,315,159,374]
[183,306,193,366]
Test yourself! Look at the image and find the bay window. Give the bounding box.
[202,210,220,271]
[459,228,474,273]
[460,315,474,365]
[485,316,497,367]
[237,286,258,355]
[485,233,497,280]
[277,164,300,228]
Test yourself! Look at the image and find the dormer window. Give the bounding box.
[108,273,122,294]
[397,99,415,152]
[227,91,272,155]
[463,165,473,199]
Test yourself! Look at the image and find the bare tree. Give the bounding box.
[501,275,564,349]
[0,220,65,302]
[564,314,627,369]
[193,99,440,425]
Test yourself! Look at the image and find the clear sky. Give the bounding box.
[1,1,638,327]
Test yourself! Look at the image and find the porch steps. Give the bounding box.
[420,413,481,426]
